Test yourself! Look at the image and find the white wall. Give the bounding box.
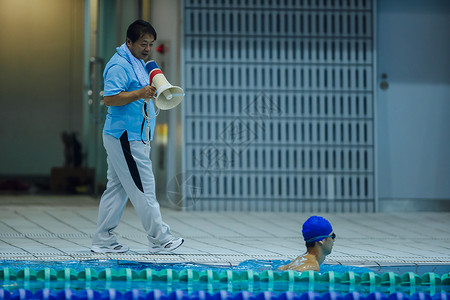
[148,0,181,84]
[148,0,183,207]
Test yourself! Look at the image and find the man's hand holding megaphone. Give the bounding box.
[138,85,157,100]
[145,60,185,110]
[103,85,157,107]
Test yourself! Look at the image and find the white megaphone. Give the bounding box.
[145,60,185,110]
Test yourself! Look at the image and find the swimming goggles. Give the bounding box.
[305,232,336,243]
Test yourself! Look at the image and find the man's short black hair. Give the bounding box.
[127,20,157,43]
[306,241,316,248]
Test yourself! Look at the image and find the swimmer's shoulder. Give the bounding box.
[277,254,319,272]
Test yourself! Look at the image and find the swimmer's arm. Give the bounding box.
[104,86,156,106]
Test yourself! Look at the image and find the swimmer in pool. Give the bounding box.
[279,216,335,272]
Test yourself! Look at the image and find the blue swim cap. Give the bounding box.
[302,216,333,243]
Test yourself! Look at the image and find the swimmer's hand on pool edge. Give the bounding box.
[278,253,320,272]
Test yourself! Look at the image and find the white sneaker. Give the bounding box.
[149,238,184,253]
[91,243,129,253]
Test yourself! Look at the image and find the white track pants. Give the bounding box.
[92,132,173,247]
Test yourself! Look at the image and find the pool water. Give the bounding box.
[1,260,449,299]
[2,260,448,276]
[1,260,373,275]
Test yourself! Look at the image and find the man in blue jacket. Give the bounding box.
[91,20,183,253]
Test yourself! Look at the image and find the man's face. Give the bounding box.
[321,232,335,255]
[126,33,155,60]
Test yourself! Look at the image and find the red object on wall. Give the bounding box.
[157,44,166,54]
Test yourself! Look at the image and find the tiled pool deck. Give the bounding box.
[1,195,449,268]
